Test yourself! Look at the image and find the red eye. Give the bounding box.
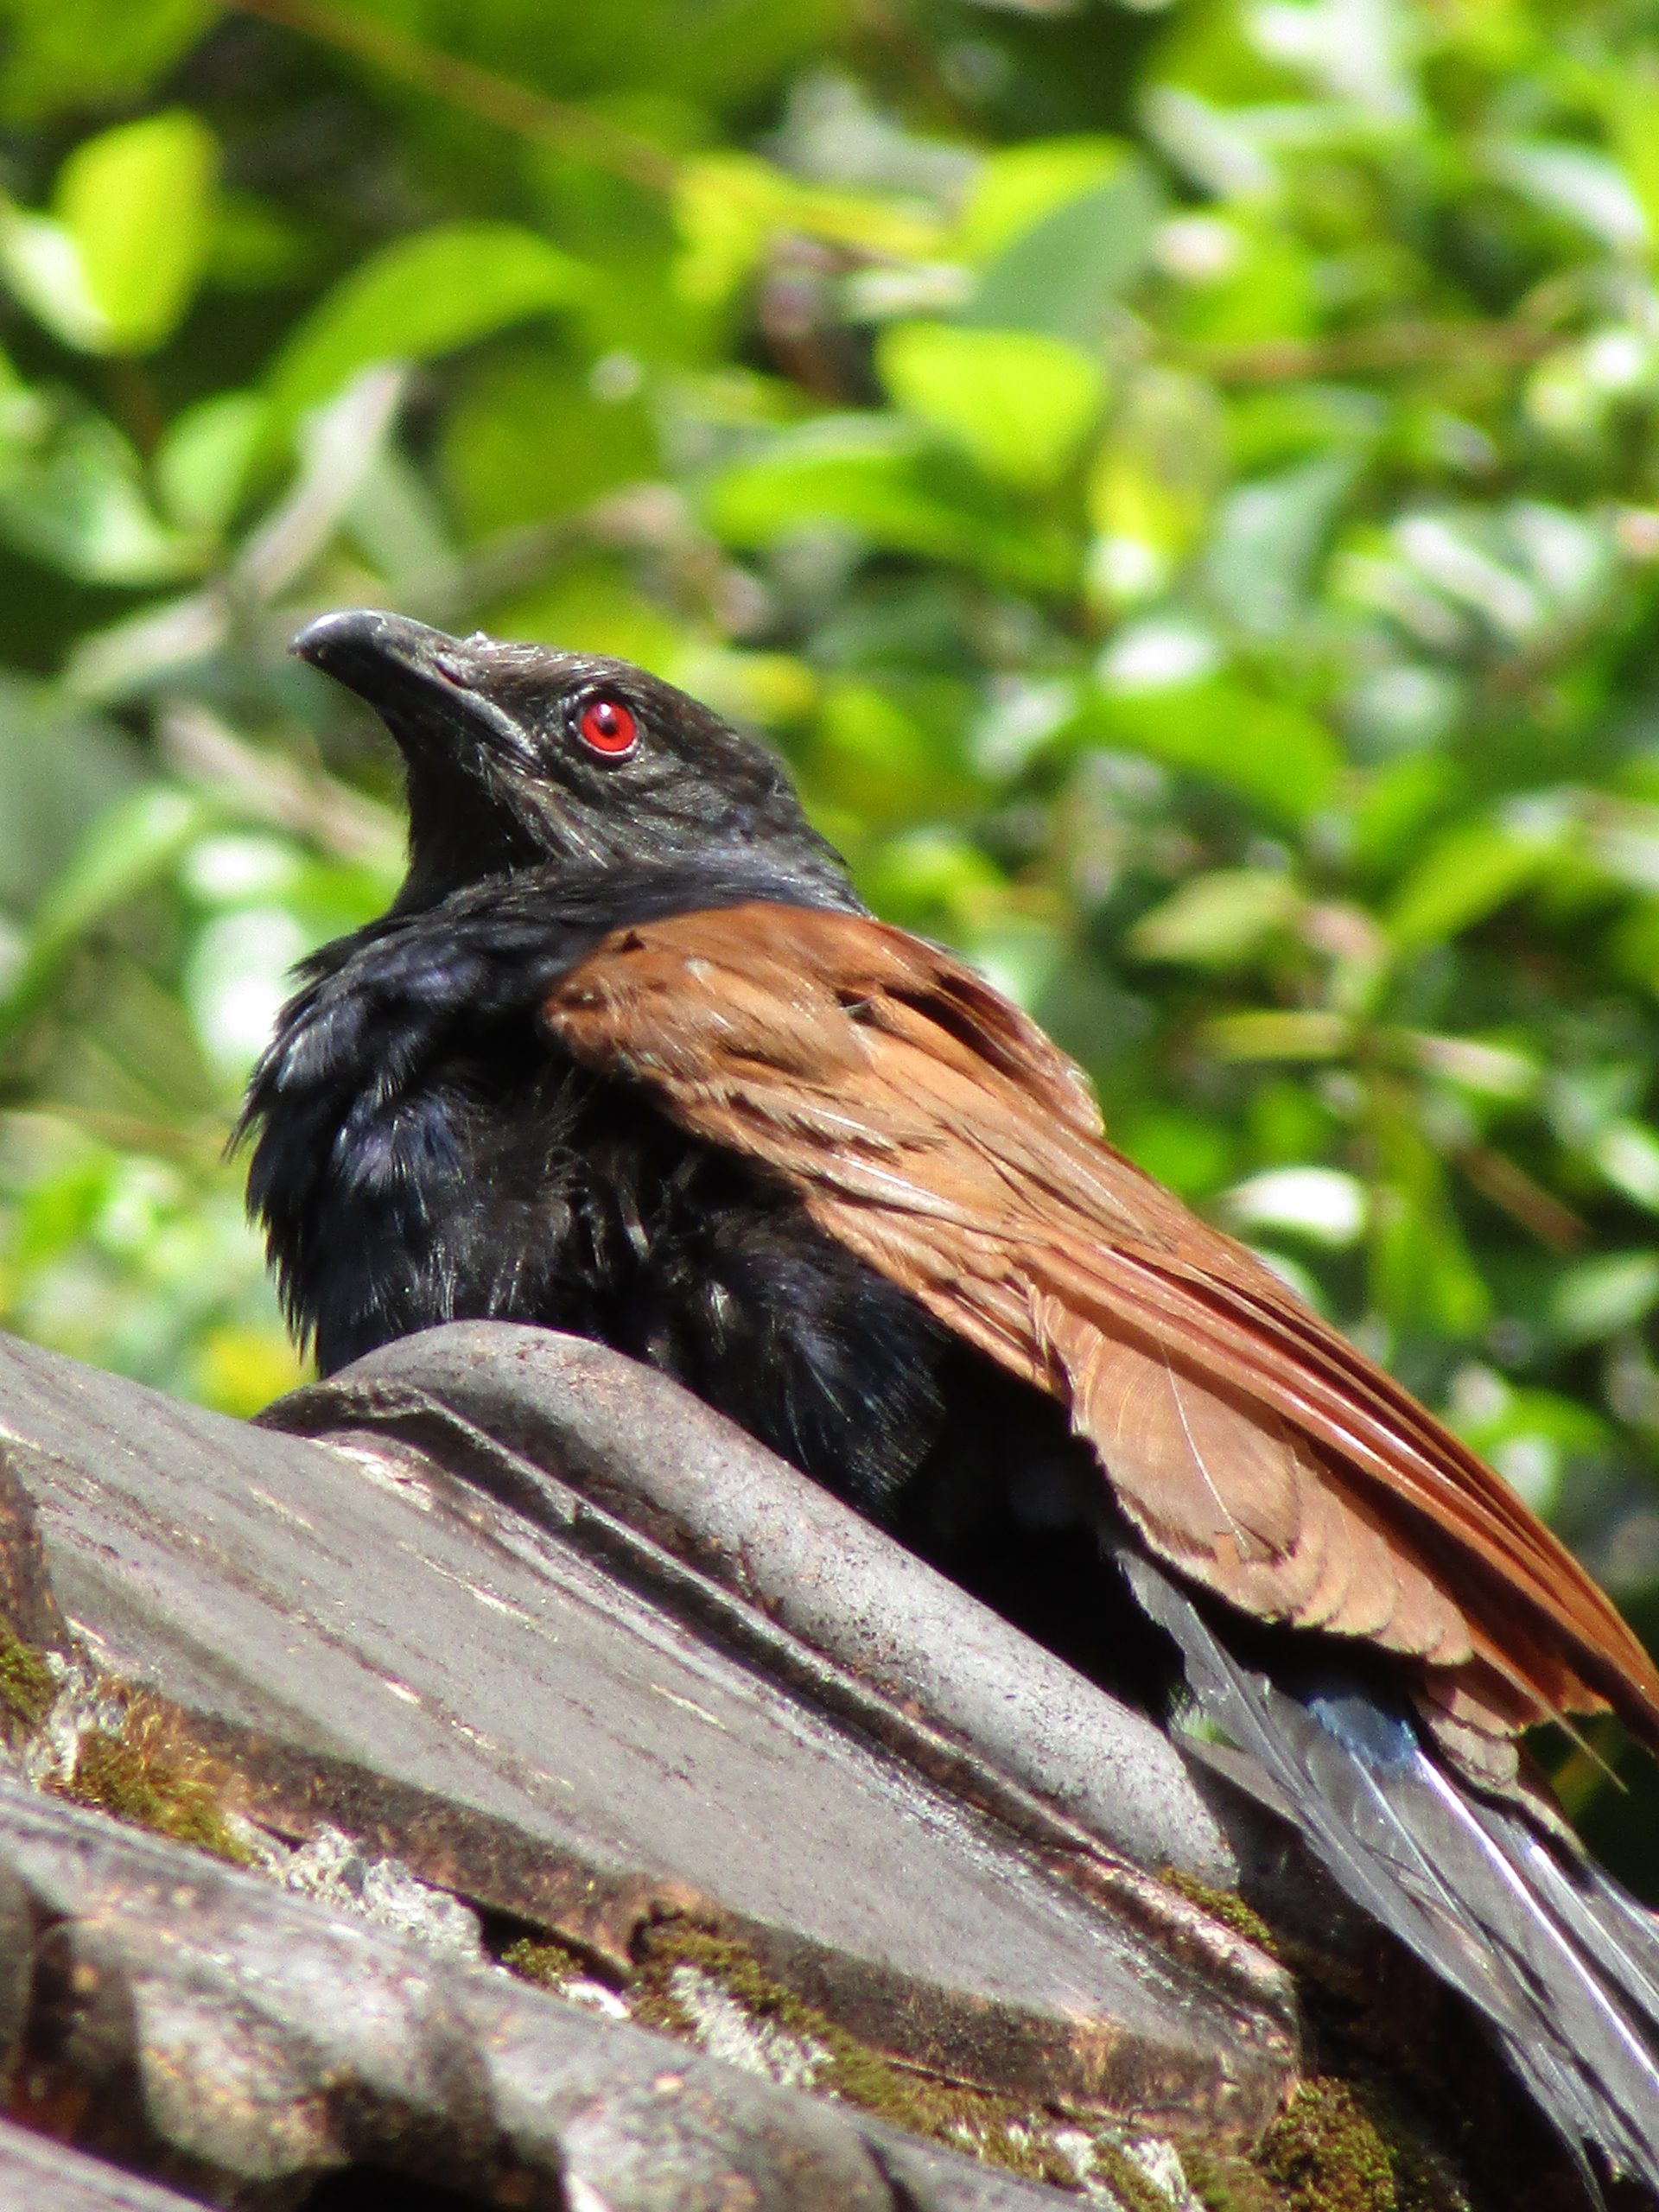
[577,695,639,758]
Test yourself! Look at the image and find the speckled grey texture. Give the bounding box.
[0,1778,1072,2209]
[280,1320,1236,1883]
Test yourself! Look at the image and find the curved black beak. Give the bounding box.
[291,610,531,761]
[293,607,454,687]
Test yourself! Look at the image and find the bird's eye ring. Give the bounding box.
[576,694,639,759]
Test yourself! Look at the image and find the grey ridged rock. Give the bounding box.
[0,1321,1305,2209]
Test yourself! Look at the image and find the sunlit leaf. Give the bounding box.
[955,138,1136,263]
[54,109,218,353]
[1087,367,1225,594]
[1128,869,1300,965]
[707,415,1070,588]
[1592,1121,1659,1211]
[266,224,588,431]
[1203,1011,1351,1060]
[963,159,1161,344]
[876,322,1105,489]
[1087,677,1341,823]
[1224,1166,1367,1248]
[1549,1252,1659,1343]
[1387,817,1562,951]
[155,391,266,535]
[0,200,105,347]
[674,152,941,308]
[1490,139,1648,253]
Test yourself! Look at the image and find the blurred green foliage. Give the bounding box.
[3,0,1659,1854]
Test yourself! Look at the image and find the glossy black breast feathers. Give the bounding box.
[238,867,951,1506]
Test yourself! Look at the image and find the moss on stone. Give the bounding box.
[60,1696,251,1865]
[1086,2137,1192,2212]
[1253,2079,1465,2212]
[501,1932,590,1990]
[631,1920,1087,2190]
[1160,1870,1281,1961]
[1184,2145,1297,2212]
[1258,2082,1396,2212]
[0,1623,54,1739]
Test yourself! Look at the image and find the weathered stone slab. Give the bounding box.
[0,2121,207,2212]
[272,1321,1232,1885]
[0,1331,1295,2140]
[0,1779,1080,2210]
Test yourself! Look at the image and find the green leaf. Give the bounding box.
[441,356,656,537]
[1446,1371,1609,1512]
[1368,1109,1491,1339]
[1489,140,1648,254]
[1203,1011,1351,1062]
[1549,1252,1659,1344]
[1128,869,1301,966]
[0,405,198,583]
[0,784,210,1049]
[956,138,1137,264]
[0,200,105,349]
[54,110,218,353]
[1087,677,1341,823]
[265,223,588,432]
[1204,455,1357,635]
[876,322,1105,491]
[0,0,210,121]
[1592,1121,1659,1211]
[154,391,266,534]
[1386,817,1560,951]
[963,162,1161,345]
[0,674,142,909]
[1112,1108,1235,1198]
[675,153,792,306]
[675,152,940,307]
[810,677,979,824]
[1086,367,1225,589]
[707,415,1070,589]
[1224,1166,1367,1249]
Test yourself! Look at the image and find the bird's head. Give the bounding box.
[293,609,856,913]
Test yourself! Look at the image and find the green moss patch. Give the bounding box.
[1161,1870,1281,1961]
[0,1624,55,1739]
[631,1920,1096,2191]
[500,1932,591,1991]
[58,1696,251,1866]
[1253,2080,1466,2212]
[1185,2146,1299,2212]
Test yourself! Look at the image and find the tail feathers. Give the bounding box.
[1120,1550,1659,2193]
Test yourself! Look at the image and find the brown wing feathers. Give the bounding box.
[545,901,1659,1785]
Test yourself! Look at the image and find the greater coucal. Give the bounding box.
[245,608,1659,2186]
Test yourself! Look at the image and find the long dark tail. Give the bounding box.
[1119,1550,1659,2193]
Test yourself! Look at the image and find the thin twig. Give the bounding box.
[1178,320,1559,385]
[223,0,680,191]
[1455,1141,1589,1255]
[0,1103,232,1168]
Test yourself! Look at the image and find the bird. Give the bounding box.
[244,607,1659,2192]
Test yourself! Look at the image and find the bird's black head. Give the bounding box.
[293,609,858,913]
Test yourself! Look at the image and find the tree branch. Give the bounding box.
[222,0,679,191]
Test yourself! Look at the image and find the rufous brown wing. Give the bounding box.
[545,898,1659,1797]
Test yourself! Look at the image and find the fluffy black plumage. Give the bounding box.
[244,860,963,1504]
[242,610,1659,2197]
